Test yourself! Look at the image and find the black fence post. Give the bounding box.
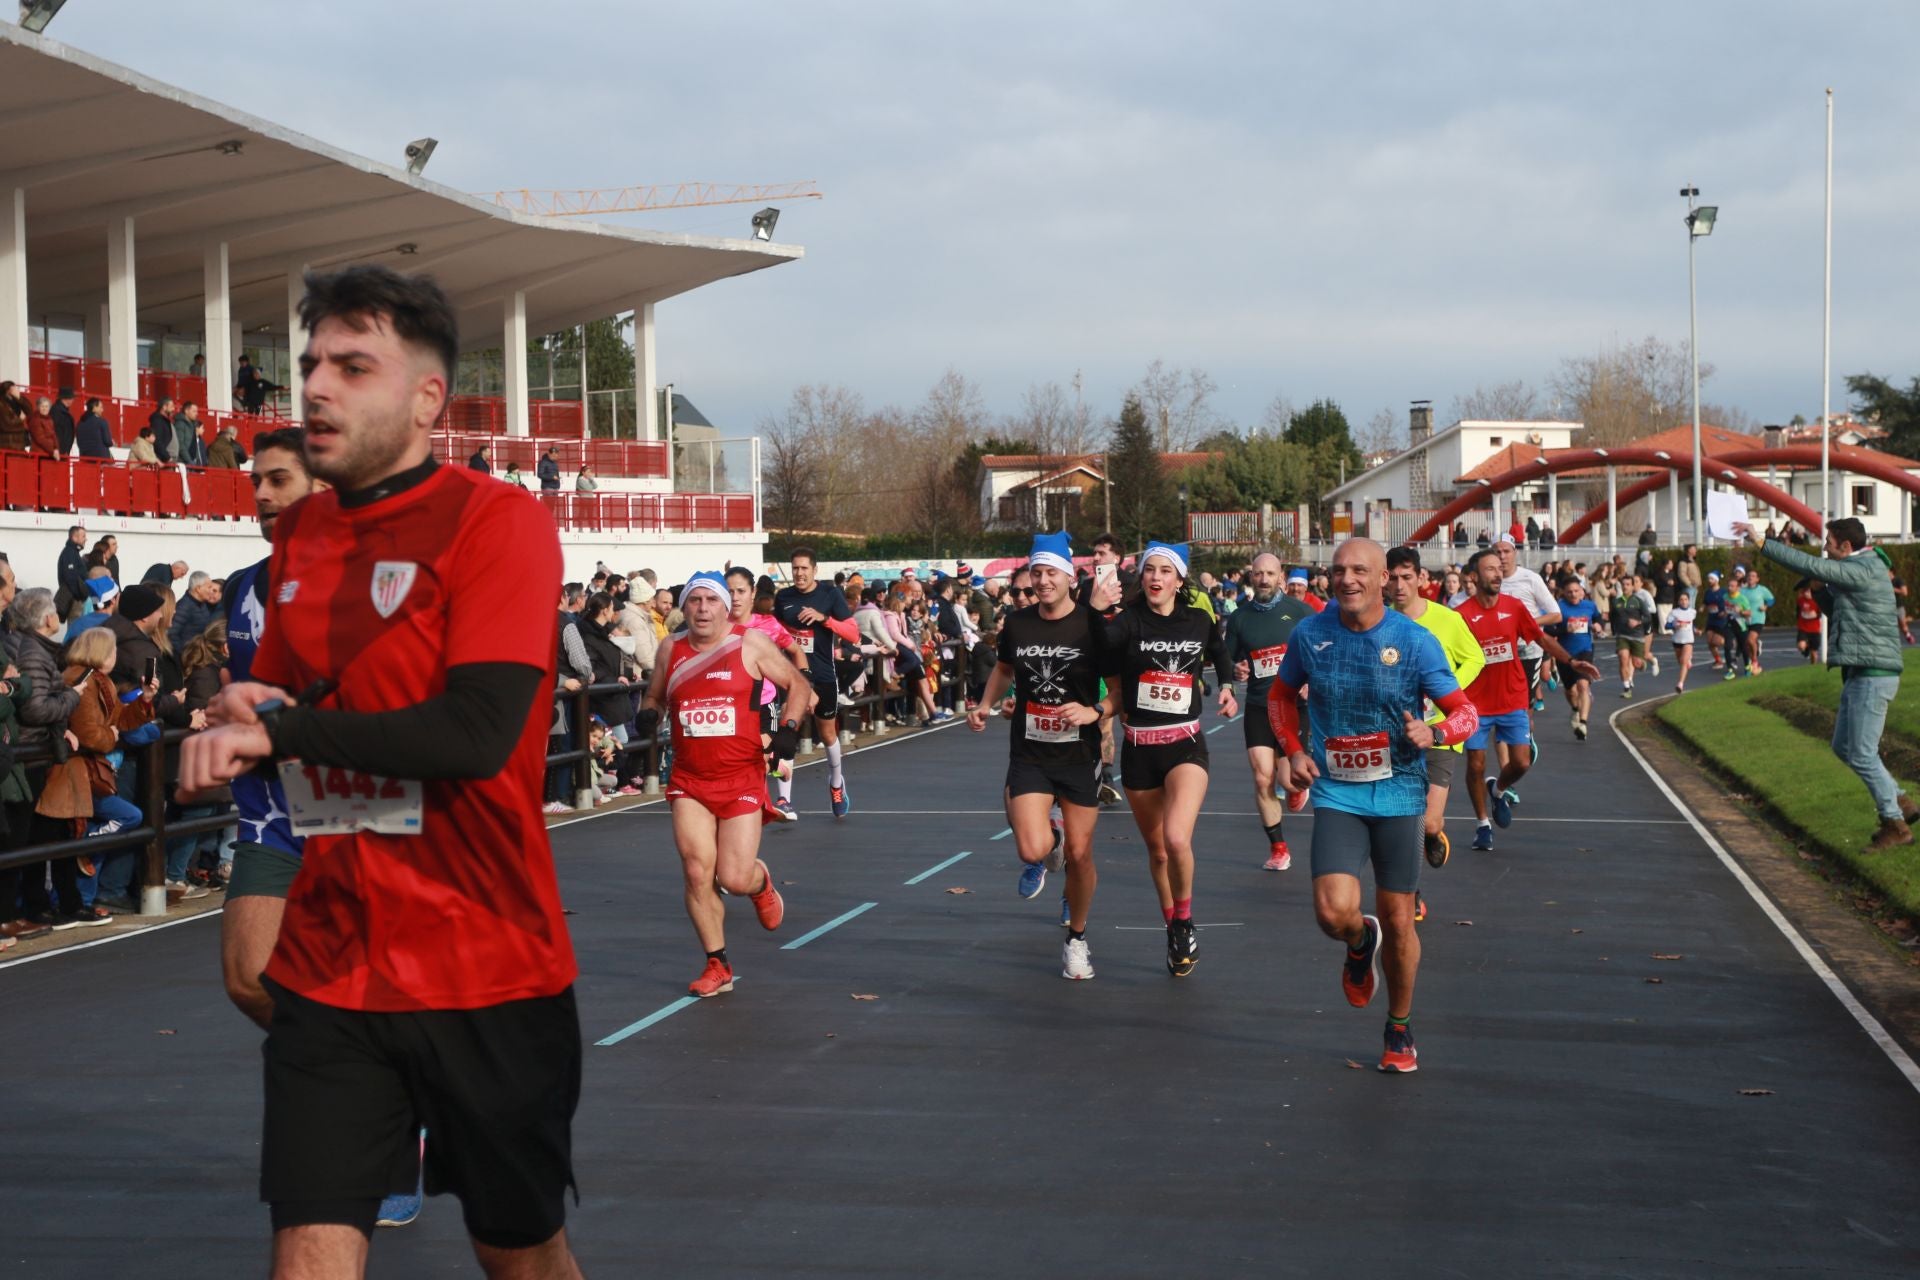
[572,683,593,810]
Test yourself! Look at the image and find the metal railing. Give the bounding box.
[0,650,964,917]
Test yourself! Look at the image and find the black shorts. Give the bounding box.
[1006,756,1100,809]
[807,674,840,721]
[1121,736,1209,792]
[1243,695,1280,752]
[227,841,302,900]
[261,978,582,1249]
[1554,657,1592,688]
[1521,655,1545,692]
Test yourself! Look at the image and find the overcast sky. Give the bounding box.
[45,1,1920,439]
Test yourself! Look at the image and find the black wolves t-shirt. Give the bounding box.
[996,603,1108,765]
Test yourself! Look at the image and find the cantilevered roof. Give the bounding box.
[0,25,801,348]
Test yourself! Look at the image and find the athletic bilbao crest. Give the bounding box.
[370,561,418,619]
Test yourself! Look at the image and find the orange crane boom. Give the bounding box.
[480,182,823,218]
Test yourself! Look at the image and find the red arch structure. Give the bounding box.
[1557,443,1920,544]
[1403,443,1917,546]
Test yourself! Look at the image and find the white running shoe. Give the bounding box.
[1061,936,1095,980]
[1648,653,1660,676]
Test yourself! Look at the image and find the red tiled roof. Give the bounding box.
[983,451,1220,475]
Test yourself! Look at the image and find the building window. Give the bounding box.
[1489,436,1503,447]
[998,496,1016,521]
[1852,483,1875,517]
[1532,491,1550,511]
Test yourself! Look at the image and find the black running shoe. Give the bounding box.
[1424,830,1450,869]
[1166,917,1198,977]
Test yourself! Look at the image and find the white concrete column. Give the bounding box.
[106,216,138,399]
[202,242,232,412]
[1547,473,1559,542]
[634,301,657,441]
[1667,469,1680,543]
[504,290,529,437]
[285,263,308,415]
[0,189,27,383]
[1606,466,1618,550]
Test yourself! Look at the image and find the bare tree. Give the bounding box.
[1258,393,1296,438]
[1548,336,1711,447]
[1011,380,1100,458]
[1448,379,1542,423]
[1134,359,1221,451]
[1357,407,1401,457]
[760,409,819,537]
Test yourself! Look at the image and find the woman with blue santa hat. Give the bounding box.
[1088,540,1236,977]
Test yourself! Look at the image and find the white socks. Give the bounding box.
[826,740,845,788]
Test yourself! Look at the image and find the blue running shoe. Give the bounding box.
[830,782,850,818]
[1018,861,1047,899]
[1060,893,1072,927]
[1502,787,1521,809]
[376,1128,426,1228]
[1487,778,1512,829]
[1471,823,1494,851]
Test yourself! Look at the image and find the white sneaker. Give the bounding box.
[1648,653,1660,676]
[541,801,569,814]
[1061,936,1095,980]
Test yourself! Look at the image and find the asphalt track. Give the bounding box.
[3,702,1919,1278]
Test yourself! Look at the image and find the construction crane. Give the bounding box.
[479,181,823,218]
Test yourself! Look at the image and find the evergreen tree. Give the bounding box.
[1284,398,1362,463]
[1105,394,1179,548]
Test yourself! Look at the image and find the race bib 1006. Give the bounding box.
[278,761,422,836]
[1481,638,1515,664]
[1137,670,1193,714]
[1024,702,1080,744]
[677,698,737,738]
[1324,732,1392,783]
[1251,645,1286,679]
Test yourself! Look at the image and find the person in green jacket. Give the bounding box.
[1740,516,1916,850]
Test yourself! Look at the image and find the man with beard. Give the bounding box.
[1222,552,1313,871]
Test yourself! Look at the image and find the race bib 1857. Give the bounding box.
[1024,702,1080,744]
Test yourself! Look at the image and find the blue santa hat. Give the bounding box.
[1141,540,1190,579]
[1287,567,1310,584]
[1028,530,1074,577]
[678,571,730,608]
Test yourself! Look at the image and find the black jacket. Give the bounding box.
[51,401,75,454]
[5,628,78,748]
[467,451,492,475]
[56,543,87,601]
[146,410,175,461]
[537,456,561,489]
[76,412,114,459]
[575,614,632,726]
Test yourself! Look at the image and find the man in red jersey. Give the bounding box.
[1453,549,1598,852]
[644,572,814,996]
[180,266,584,1279]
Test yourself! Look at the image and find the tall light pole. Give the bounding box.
[1683,186,1718,544]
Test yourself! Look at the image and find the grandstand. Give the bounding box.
[0,23,796,581]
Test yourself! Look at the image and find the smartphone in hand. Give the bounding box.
[145,657,159,685]
[1094,563,1117,590]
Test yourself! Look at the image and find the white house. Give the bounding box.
[1322,404,1583,538]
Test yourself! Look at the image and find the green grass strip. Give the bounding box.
[1658,668,1920,916]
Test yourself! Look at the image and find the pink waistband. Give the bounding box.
[1124,720,1201,746]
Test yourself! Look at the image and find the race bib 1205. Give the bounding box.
[1323,732,1392,783]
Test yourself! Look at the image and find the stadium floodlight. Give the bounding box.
[404,138,438,176]
[20,1,68,33]
[750,207,780,241]
[1687,204,1718,237]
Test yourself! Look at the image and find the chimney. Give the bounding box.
[1409,400,1433,444]
[1408,400,1433,509]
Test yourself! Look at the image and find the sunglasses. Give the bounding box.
[1012,587,1036,598]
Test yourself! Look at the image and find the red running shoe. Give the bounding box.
[1286,786,1308,813]
[1262,841,1291,872]
[1379,1021,1419,1073]
[750,867,785,931]
[688,957,735,998]
[1341,914,1380,1008]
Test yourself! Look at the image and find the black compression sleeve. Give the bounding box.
[267,662,547,780]
[1208,621,1233,686]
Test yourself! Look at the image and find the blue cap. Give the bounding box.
[1287,567,1310,583]
[677,571,729,608]
[1029,530,1074,576]
[1141,541,1190,578]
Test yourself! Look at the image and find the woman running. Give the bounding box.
[1090,541,1236,977]
[1668,589,1697,695]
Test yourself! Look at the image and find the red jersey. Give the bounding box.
[256,465,575,1012]
[1455,593,1546,716]
[666,624,767,782]
[1796,589,1822,633]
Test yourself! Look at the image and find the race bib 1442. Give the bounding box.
[278,761,422,836]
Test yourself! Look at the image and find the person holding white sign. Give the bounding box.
[1264,539,1480,1073]
[1223,552,1315,872]
[1089,541,1235,978]
[645,572,815,999]
[968,531,1114,981]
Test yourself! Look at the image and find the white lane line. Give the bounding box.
[1608,702,1920,1096]
[0,908,220,971]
